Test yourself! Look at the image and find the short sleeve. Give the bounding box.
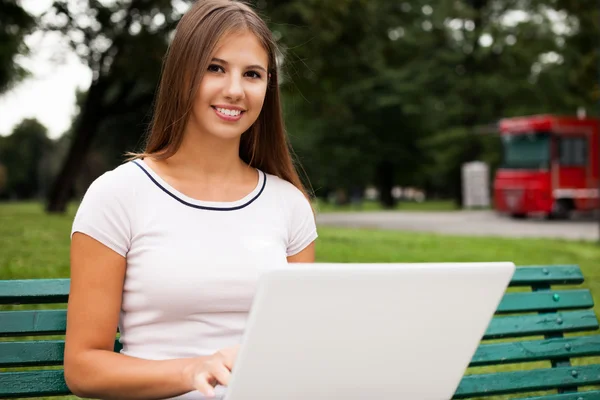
[286,192,318,257]
[71,171,132,257]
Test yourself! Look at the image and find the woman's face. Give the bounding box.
[189,30,269,142]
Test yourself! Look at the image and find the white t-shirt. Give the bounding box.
[71,159,318,399]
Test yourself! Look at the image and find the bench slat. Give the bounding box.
[2,310,598,339]
[0,265,583,303]
[484,310,598,339]
[0,340,64,367]
[521,391,600,400]
[510,266,584,286]
[0,279,69,305]
[454,364,600,398]
[471,335,600,366]
[2,368,600,399]
[497,290,594,313]
[0,310,66,336]
[0,370,69,398]
[0,339,122,367]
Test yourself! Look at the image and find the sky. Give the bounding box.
[0,0,92,139]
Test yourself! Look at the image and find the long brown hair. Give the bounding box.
[128,0,312,201]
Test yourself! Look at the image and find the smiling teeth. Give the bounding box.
[216,108,241,116]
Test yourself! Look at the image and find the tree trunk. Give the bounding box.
[451,0,488,208]
[377,160,396,209]
[45,81,107,213]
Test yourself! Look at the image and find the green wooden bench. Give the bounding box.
[1,265,600,399]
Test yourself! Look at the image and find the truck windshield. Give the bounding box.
[501,132,550,169]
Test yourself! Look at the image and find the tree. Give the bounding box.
[0,118,53,199]
[400,0,586,203]
[552,0,600,113]
[45,0,418,210]
[253,0,597,206]
[43,0,599,210]
[44,0,187,212]
[0,0,36,93]
[263,0,428,207]
[0,164,7,194]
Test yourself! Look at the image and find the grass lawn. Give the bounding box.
[313,198,461,212]
[1,201,600,399]
[1,202,596,283]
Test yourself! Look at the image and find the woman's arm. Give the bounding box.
[64,233,213,400]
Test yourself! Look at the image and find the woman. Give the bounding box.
[63,1,317,399]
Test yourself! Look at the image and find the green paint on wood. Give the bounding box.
[510,266,584,286]
[455,364,600,398]
[0,310,67,336]
[484,310,598,339]
[519,390,600,400]
[497,290,594,313]
[471,335,600,366]
[0,370,69,398]
[0,340,64,367]
[0,279,69,305]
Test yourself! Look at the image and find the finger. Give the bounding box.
[221,347,239,370]
[193,373,216,398]
[212,363,232,387]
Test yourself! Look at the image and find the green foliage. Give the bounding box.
[5,0,594,204]
[0,119,54,199]
[40,0,188,208]
[553,0,600,112]
[45,0,175,83]
[0,0,35,92]
[384,0,597,201]
[258,0,599,202]
[258,1,430,203]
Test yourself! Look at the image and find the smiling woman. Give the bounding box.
[63,1,317,399]
[193,31,269,137]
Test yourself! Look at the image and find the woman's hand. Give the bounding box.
[182,345,240,397]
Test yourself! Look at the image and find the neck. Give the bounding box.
[166,129,249,181]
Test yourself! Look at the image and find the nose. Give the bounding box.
[223,74,245,101]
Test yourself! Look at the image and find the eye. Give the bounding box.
[245,70,262,79]
[208,64,224,73]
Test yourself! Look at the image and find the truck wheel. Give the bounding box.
[550,199,573,220]
[510,213,527,219]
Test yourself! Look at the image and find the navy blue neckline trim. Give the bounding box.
[131,160,266,211]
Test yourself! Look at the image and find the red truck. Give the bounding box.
[493,114,599,219]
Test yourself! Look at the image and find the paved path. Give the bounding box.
[316,210,599,241]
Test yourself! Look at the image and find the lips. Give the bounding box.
[211,106,245,122]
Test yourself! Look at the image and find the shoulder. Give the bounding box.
[263,173,317,255]
[86,161,141,194]
[79,161,143,206]
[263,172,311,205]
[262,172,315,225]
[72,161,141,256]
[92,160,140,187]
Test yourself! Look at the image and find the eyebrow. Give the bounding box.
[211,58,268,74]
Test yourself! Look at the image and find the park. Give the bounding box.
[1,0,600,399]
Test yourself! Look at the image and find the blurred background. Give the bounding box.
[0,0,597,213]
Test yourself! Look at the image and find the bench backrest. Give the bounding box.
[456,265,600,399]
[1,265,600,399]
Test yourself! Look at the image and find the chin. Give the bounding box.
[209,128,247,141]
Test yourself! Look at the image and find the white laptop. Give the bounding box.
[223,262,515,400]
